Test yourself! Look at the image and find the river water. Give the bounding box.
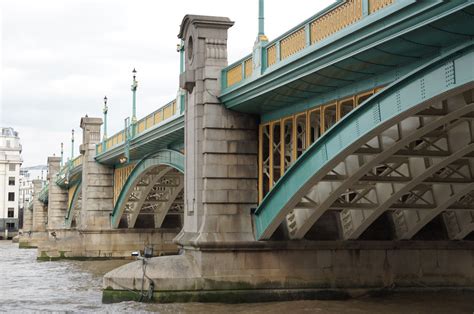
[0,240,473,313]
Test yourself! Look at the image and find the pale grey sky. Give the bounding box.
[0,0,335,167]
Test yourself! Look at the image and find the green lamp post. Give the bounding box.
[103,96,108,141]
[131,68,138,136]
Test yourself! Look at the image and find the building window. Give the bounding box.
[8,192,15,202]
[6,223,15,231]
[8,177,15,186]
[7,208,14,218]
[9,164,16,171]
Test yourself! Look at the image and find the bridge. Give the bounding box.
[19,0,474,303]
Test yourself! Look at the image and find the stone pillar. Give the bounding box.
[31,180,47,232]
[79,117,114,230]
[47,156,68,229]
[177,15,259,246]
[22,205,33,233]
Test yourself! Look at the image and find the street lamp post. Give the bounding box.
[258,0,265,39]
[252,0,268,75]
[103,96,108,141]
[258,0,267,42]
[177,41,184,74]
[60,142,64,167]
[71,129,75,160]
[131,68,138,136]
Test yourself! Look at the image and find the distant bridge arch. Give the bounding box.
[65,182,82,228]
[111,149,184,229]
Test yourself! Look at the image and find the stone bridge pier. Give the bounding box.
[103,14,474,303]
[18,193,33,248]
[19,180,48,248]
[35,156,71,257]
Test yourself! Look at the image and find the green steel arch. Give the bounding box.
[65,181,82,228]
[38,183,49,204]
[111,149,184,228]
[254,43,474,240]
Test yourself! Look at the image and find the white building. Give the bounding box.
[18,166,47,228]
[0,127,22,237]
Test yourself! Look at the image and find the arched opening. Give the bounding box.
[65,183,82,229]
[111,150,185,230]
[117,166,184,229]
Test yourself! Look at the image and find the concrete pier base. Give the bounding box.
[103,242,474,303]
[18,231,48,249]
[36,228,180,260]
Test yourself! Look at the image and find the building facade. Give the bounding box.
[0,127,22,238]
[18,166,47,229]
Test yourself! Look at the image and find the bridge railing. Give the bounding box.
[221,0,394,89]
[71,155,83,168]
[258,86,384,202]
[57,155,83,186]
[96,99,179,155]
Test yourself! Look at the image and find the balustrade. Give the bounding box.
[258,86,383,202]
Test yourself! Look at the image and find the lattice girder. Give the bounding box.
[443,190,474,239]
[125,169,184,229]
[285,90,474,240]
[125,167,172,228]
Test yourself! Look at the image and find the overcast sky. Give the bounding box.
[0,0,334,167]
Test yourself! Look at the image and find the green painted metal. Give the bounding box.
[220,1,473,115]
[56,157,82,188]
[179,92,185,114]
[71,129,75,160]
[258,0,265,37]
[103,96,108,141]
[124,117,131,163]
[253,44,474,240]
[95,113,184,166]
[221,0,388,90]
[110,149,184,228]
[96,96,183,157]
[131,69,138,135]
[179,40,185,74]
[362,0,369,17]
[60,142,64,167]
[260,56,425,123]
[64,181,82,228]
[38,183,49,204]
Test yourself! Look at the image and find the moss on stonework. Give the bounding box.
[102,289,142,303]
[18,243,37,249]
[102,288,351,304]
[36,251,134,262]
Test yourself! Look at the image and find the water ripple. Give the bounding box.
[0,241,473,313]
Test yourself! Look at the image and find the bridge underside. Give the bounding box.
[116,166,184,229]
[255,46,474,241]
[109,150,185,231]
[285,88,474,241]
[66,184,82,229]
